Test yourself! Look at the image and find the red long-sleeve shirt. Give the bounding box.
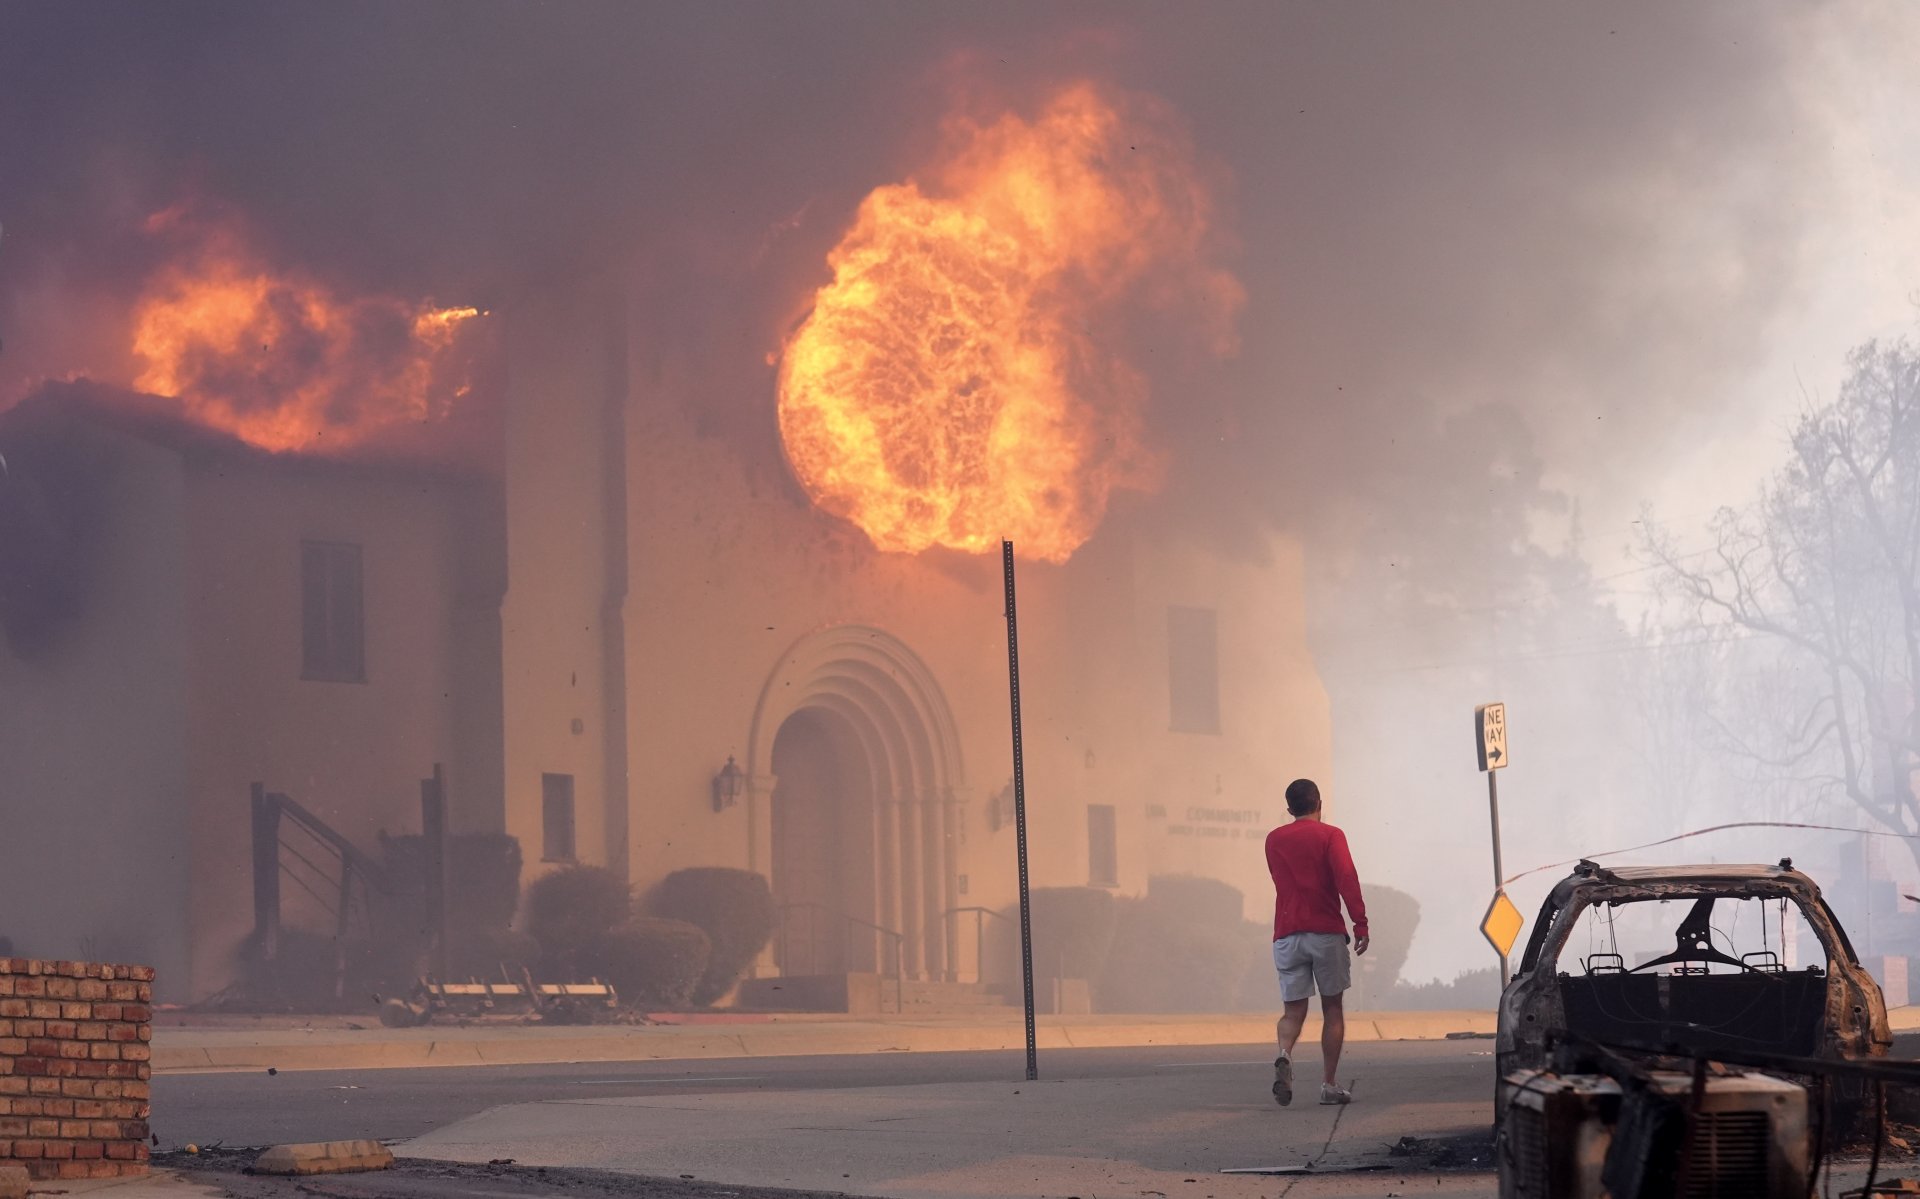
[1265,818,1368,941]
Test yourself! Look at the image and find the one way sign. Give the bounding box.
[1476,703,1509,772]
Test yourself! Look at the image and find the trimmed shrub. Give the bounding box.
[647,868,777,1006]
[1382,966,1501,1010]
[362,928,431,994]
[234,927,387,1010]
[992,887,1117,983]
[582,918,712,1010]
[1097,896,1245,1013]
[450,833,524,930]
[379,832,525,941]
[1146,874,1246,927]
[449,926,542,980]
[1349,885,1419,1006]
[526,864,631,975]
[1233,921,1282,1012]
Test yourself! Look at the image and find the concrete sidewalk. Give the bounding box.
[152,1011,1499,1075]
[9,1169,226,1198]
[400,1047,1497,1199]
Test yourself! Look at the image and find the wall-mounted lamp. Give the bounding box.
[986,782,1014,833]
[712,755,746,812]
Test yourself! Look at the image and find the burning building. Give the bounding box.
[0,383,505,997]
[0,84,1332,1005]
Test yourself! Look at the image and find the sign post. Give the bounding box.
[1002,541,1038,1082]
[1475,703,1513,983]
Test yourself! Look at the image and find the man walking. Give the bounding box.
[1265,778,1368,1106]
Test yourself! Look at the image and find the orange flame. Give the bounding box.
[130,211,483,453]
[777,83,1241,562]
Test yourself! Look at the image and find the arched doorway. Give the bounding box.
[748,626,967,981]
[769,708,874,975]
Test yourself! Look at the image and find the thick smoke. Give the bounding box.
[0,3,1828,476]
[3,2,1914,982]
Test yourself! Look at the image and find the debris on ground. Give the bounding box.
[159,1150,864,1199]
[253,1139,395,1176]
[1386,1133,1495,1170]
[1221,1161,1388,1176]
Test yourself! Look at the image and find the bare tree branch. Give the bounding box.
[1643,338,1920,873]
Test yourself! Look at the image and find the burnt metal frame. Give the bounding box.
[1557,1032,1920,1198]
[1499,862,1892,1113]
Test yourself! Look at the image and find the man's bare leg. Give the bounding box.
[1277,998,1310,1060]
[1319,992,1346,1081]
[1318,992,1351,1103]
[1273,998,1309,1105]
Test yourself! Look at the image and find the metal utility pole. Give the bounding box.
[1475,704,1518,985]
[1487,769,1507,981]
[1002,540,1038,1082]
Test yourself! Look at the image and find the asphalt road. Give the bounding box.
[158,1032,1920,1151]
[153,1039,1493,1150]
[155,1037,1920,1199]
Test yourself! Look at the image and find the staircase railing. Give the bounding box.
[776,902,906,1013]
[943,906,1013,985]
[250,783,391,998]
[844,913,905,1012]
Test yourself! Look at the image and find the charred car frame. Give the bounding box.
[1496,858,1891,1096]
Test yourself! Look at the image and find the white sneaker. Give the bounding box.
[1319,1083,1352,1105]
[1272,1056,1293,1106]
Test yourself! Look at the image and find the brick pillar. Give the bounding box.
[0,959,153,1182]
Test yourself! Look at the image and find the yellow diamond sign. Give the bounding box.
[1480,889,1524,958]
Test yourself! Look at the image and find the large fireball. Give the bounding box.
[777,83,1241,563]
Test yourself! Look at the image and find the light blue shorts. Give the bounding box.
[1272,932,1351,1002]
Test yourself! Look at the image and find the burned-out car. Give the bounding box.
[1496,859,1891,1090]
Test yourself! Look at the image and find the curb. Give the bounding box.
[254,1140,395,1176]
[153,1011,1499,1075]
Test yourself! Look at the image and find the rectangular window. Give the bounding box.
[301,541,365,682]
[1088,804,1118,888]
[1167,606,1220,734]
[542,773,577,862]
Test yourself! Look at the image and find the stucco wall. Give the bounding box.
[182,460,488,997]
[1109,532,1334,921]
[500,291,623,881]
[0,429,191,1000]
[610,387,1332,945]
[491,293,1332,982]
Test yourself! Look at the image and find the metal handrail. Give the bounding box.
[250,784,391,1000]
[943,906,1011,984]
[945,906,1013,922]
[275,793,389,893]
[842,914,905,1013]
[776,901,832,976]
[777,902,907,1013]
